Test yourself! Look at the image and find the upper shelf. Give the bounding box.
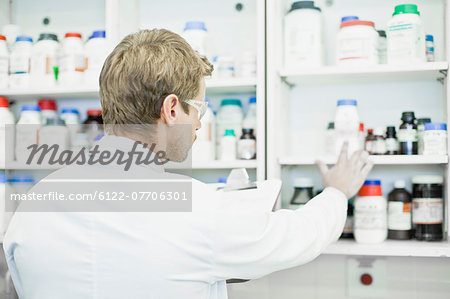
[323,239,450,258]
[280,62,449,85]
[279,155,449,166]
[0,77,257,100]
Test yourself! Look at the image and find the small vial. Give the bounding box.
[426,34,435,62]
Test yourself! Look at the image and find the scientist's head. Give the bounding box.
[99,29,213,162]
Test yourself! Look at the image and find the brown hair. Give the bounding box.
[99,29,213,125]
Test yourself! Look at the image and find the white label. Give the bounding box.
[388,22,423,61]
[0,55,8,74]
[286,27,315,60]
[397,129,417,142]
[413,198,443,224]
[10,54,30,73]
[354,202,387,230]
[385,138,399,152]
[338,37,371,61]
[372,139,387,154]
[59,53,86,73]
[423,131,447,156]
[388,201,411,230]
[237,139,256,159]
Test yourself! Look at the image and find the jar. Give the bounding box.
[30,33,59,88]
[289,178,314,209]
[412,175,444,241]
[284,1,323,68]
[58,32,86,86]
[423,123,447,156]
[417,117,431,155]
[336,20,379,66]
[354,180,387,244]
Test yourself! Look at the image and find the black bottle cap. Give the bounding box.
[38,33,58,42]
[327,122,334,129]
[242,128,254,134]
[377,30,386,37]
[417,118,432,125]
[386,126,396,137]
[290,1,321,12]
[401,111,416,122]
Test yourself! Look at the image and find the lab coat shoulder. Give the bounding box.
[209,187,347,281]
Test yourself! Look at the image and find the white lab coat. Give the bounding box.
[4,135,347,299]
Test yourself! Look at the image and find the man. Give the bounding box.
[4,29,372,299]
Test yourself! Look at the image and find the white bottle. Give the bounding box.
[182,21,209,57]
[15,105,42,163]
[216,56,235,79]
[9,36,33,89]
[0,173,11,235]
[336,20,379,66]
[354,180,387,244]
[242,97,257,135]
[219,129,237,161]
[30,33,59,88]
[387,4,426,65]
[334,99,360,156]
[284,1,323,68]
[1,24,21,52]
[38,98,58,125]
[85,30,108,87]
[216,99,243,158]
[238,51,257,78]
[0,35,9,89]
[192,100,215,161]
[58,32,86,86]
[61,108,81,147]
[39,118,70,160]
[0,96,15,165]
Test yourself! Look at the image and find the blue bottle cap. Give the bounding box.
[249,97,256,104]
[11,175,34,183]
[21,105,41,112]
[61,108,80,114]
[184,21,207,32]
[363,180,381,186]
[0,173,7,183]
[424,122,446,131]
[218,177,227,183]
[426,34,434,42]
[341,16,359,23]
[337,99,357,106]
[221,99,242,107]
[16,36,33,42]
[91,30,106,39]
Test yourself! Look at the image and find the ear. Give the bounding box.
[160,94,179,125]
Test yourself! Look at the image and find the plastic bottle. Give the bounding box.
[284,1,323,68]
[354,180,387,244]
[334,99,359,156]
[425,34,435,62]
[398,111,418,155]
[341,16,359,23]
[38,98,58,124]
[0,173,10,235]
[85,30,108,86]
[242,97,257,134]
[417,117,431,155]
[238,51,256,78]
[365,128,375,154]
[219,129,237,161]
[371,127,387,155]
[423,123,447,156]
[358,123,365,151]
[289,178,314,209]
[58,32,86,86]
[0,35,8,89]
[61,108,81,148]
[385,126,399,155]
[83,109,103,146]
[16,105,41,163]
[336,20,379,66]
[39,118,70,156]
[237,128,256,160]
[30,33,59,88]
[387,4,426,65]
[325,122,335,155]
[388,180,412,240]
[215,56,235,79]
[216,99,243,157]
[192,99,215,161]
[9,36,33,89]
[377,30,387,64]
[412,175,443,241]
[0,96,15,165]
[182,21,209,57]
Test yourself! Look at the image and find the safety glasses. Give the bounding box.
[185,100,208,120]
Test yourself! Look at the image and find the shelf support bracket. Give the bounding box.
[437,77,445,85]
[281,77,295,89]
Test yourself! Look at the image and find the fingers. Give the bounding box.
[353,151,369,171]
[337,141,349,164]
[361,159,374,178]
[315,160,329,177]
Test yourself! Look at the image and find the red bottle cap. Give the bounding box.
[87,109,102,116]
[367,128,373,133]
[0,96,9,108]
[38,99,57,111]
[359,123,364,132]
[358,180,382,197]
[340,20,375,29]
[65,32,82,38]
[361,273,373,285]
[0,35,6,41]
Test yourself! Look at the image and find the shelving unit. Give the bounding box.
[267,0,450,259]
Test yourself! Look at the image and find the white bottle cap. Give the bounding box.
[394,180,406,189]
[294,178,313,188]
[412,175,444,185]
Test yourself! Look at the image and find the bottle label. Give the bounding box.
[59,53,86,73]
[397,129,417,142]
[385,138,399,152]
[354,201,387,230]
[237,139,256,160]
[388,202,411,230]
[388,22,423,62]
[423,131,447,156]
[372,139,387,154]
[337,37,376,62]
[10,54,30,73]
[0,55,8,74]
[412,198,443,224]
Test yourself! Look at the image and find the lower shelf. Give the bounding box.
[323,239,450,258]
[279,155,449,165]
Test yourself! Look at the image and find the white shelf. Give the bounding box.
[279,155,449,166]
[0,78,257,100]
[323,239,450,258]
[1,160,258,170]
[280,62,448,85]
